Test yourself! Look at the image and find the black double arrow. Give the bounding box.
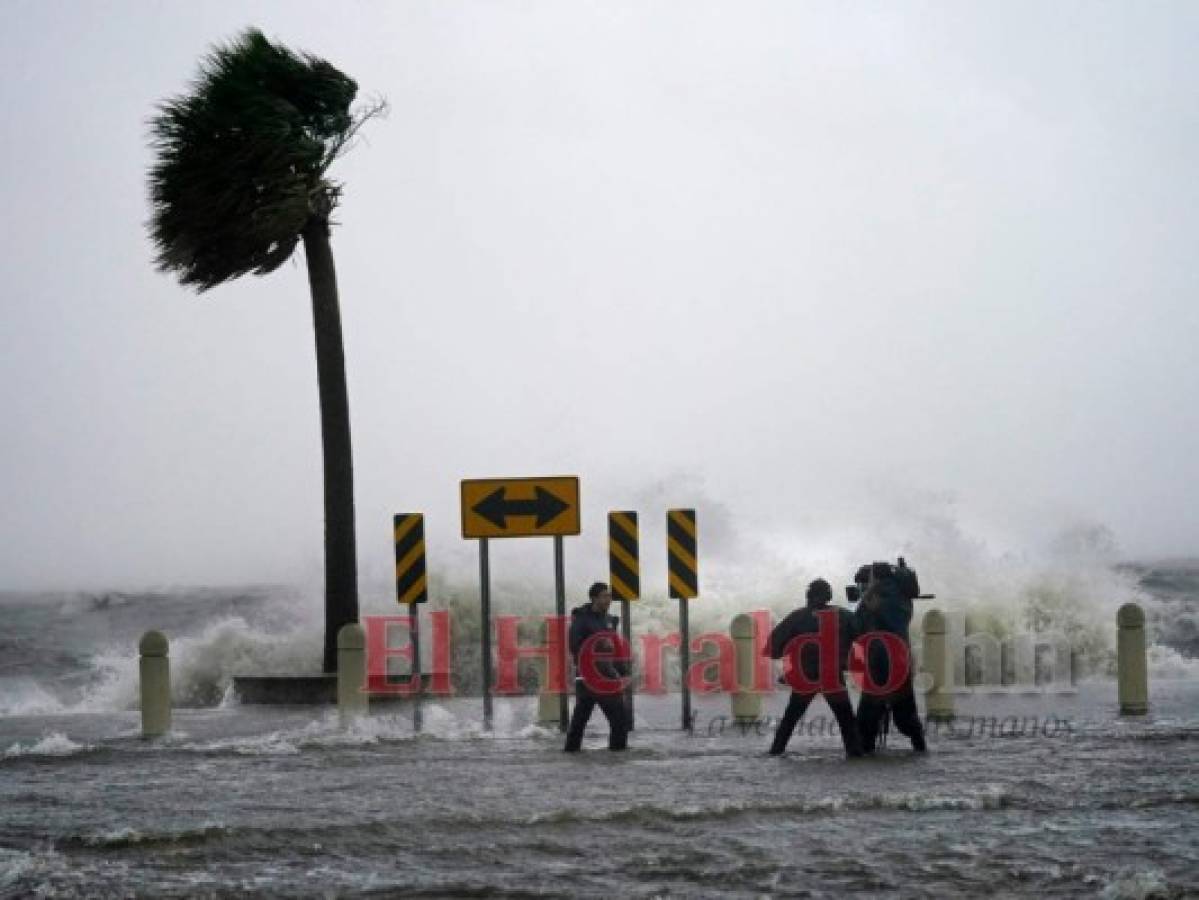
[472,486,569,529]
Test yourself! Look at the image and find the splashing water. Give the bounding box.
[0,517,1195,714]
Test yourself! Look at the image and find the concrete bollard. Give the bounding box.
[1117,603,1149,715]
[921,610,954,722]
[535,622,562,726]
[337,622,368,726]
[139,630,171,738]
[730,614,762,724]
[537,688,560,726]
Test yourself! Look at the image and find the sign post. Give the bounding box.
[608,511,639,730]
[394,513,429,732]
[461,477,580,732]
[479,537,492,729]
[553,535,568,731]
[667,508,698,731]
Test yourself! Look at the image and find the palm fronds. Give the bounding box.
[147,29,382,291]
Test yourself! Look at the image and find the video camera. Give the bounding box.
[844,557,935,604]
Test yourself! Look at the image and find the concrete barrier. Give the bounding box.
[1117,603,1149,715]
[957,615,1002,687]
[337,622,368,726]
[535,621,562,727]
[922,610,954,722]
[139,630,171,738]
[730,614,762,724]
[537,688,560,726]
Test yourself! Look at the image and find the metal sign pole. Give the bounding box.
[480,537,493,731]
[667,509,698,733]
[621,598,634,730]
[679,598,692,731]
[411,607,422,733]
[553,535,568,733]
[608,511,640,730]
[394,513,429,733]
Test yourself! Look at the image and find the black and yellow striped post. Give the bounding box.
[394,513,428,731]
[608,511,639,729]
[667,508,698,731]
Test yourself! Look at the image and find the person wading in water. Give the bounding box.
[564,582,630,752]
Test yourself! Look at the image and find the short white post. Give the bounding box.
[139,630,171,738]
[922,610,954,722]
[338,622,368,726]
[536,621,562,726]
[730,614,762,724]
[1117,603,1149,715]
[537,687,560,726]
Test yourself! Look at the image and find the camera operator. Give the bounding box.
[852,560,926,753]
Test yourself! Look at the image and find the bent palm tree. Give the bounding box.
[148,29,384,672]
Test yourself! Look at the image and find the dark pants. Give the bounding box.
[564,681,628,752]
[770,686,863,757]
[856,671,926,752]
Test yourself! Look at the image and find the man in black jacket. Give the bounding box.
[766,579,863,757]
[564,582,630,752]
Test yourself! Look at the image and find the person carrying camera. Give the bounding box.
[765,578,863,757]
[853,560,927,753]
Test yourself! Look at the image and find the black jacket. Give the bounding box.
[854,577,914,645]
[568,604,629,680]
[854,576,917,683]
[766,603,858,681]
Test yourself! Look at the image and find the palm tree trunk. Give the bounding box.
[302,216,359,673]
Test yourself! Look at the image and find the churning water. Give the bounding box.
[0,558,1197,897]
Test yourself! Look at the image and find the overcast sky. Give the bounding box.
[1,1,1196,592]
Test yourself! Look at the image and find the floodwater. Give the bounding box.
[1,580,1197,897]
[2,684,1196,898]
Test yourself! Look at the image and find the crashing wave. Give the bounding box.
[2,732,94,760]
[1,516,1195,715]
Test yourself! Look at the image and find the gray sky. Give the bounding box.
[2,1,1197,591]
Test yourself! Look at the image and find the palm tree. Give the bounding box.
[147,29,384,672]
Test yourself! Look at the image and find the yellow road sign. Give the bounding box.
[667,508,698,599]
[394,513,428,604]
[461,477,580,539]
[608,511,640,600]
